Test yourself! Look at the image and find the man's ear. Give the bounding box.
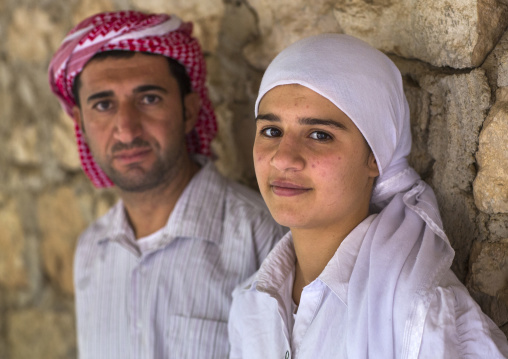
[183,92,201,134]
[367,151,380,178]
[72,106,85,135]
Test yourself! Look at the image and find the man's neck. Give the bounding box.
[120,160,200,239]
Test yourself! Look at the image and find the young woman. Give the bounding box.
[228,34,508,358]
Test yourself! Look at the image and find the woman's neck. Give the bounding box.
[291,217,367,305]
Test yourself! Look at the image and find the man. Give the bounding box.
[48,11,284,358]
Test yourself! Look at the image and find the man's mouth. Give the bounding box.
[112,147,152,165]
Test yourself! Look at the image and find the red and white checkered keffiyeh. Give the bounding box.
[48,11,217,188]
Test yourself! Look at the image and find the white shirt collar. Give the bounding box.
[248,214,377,306]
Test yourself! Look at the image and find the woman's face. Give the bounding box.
[254,84,379,232]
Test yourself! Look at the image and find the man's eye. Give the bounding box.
[93,101,112,111]
[141,94,160,105]
[309,131,332,141]
[261,127,282,137]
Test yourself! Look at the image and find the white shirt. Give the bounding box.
[74,157,285,359]
[228,215,508,358]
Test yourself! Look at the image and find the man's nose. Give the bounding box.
[113,103,143,143]
[270,136,305,172]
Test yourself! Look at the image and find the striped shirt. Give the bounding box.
[74,157,285,359]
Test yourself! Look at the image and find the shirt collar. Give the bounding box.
[318,214,377,305]
[161,155,226,245]
[98,155,226,249]
[245,214,377,306]
[247,231,296,294]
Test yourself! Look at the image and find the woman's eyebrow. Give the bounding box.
[299,117,348,130]
[255,113,280,122]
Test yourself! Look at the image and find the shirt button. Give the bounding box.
[285,350,290,359]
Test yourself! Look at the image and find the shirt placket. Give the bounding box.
[291,281,324,357]
[131,258,146,358]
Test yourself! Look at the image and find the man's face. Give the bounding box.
[73,53,200,192]
[254,84,379,232]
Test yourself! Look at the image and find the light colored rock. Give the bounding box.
[72,0,113,25]
[469,242,508,298]
[38,187,87,295]
[0,90,12,134]
[498,52,508,87]
[468,241,508,327]
[0,199,28,289]
[52,112,81,171]
[427,69,490,279]
[212,103,242,181]
[488,215,508,241]
[393,61,491,280]
[333,0,508,69]
[7,308,76,359]
[0,62,13,128]
[131,0,224,53]
[0,63,13,137]
[474,100,508,213]
[8,125,40,166]
[0,61,12,90]
[16,74,37,109]
[7,8,63,63]
[244,0,508,69]
[243,0,340,69]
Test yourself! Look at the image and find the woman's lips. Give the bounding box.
[270,180,311,197]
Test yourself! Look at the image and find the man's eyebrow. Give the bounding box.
[133,85,168,94]
[255,113,280,122]
[299,117,348,130]
[87,91,114,104]
[86,85,168,104]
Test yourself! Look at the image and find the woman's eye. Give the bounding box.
[141,94,160,105]
[309,131,332,141]
[261,127,282,137]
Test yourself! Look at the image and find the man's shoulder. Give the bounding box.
[225,179,267,209]
[78,201,122,242]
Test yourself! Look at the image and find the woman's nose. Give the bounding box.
[270,136,305,172]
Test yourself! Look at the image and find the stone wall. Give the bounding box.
[0,0,507,357]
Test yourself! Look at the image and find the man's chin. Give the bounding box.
[113,177,162,193]
[105,169,163,193]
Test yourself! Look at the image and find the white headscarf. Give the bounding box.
[256,34,455,358]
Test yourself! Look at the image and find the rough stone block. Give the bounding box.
[52,112,81,171]
[333,0,508,69]
[7,308,76,359]
[71,0,114,26]
[38,187,87,295]
[470,241,508,297]
[468,241,508,327]
[0,199,28,289]
[498,52,508,87]
[243,0,340,70]
[426,69,490,279]
[243,0,508,69]
[7,8,62,63]
[8,125,40,166]
[474,100,508,214]
[394,60,491,280]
